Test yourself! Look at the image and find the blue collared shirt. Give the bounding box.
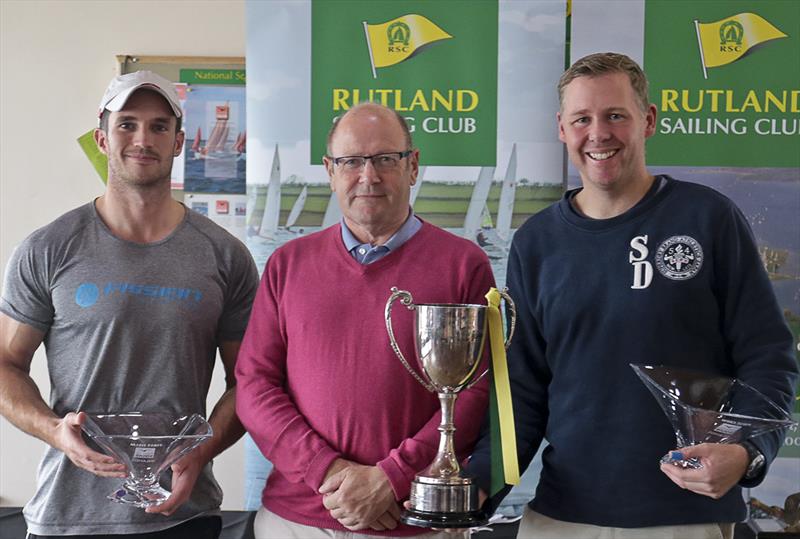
[341,211,422,264]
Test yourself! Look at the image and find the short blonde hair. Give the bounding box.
[558,52,650,113]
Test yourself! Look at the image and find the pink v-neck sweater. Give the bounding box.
[236,222,494,534]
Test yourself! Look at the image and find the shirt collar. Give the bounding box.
[341,210,422,254]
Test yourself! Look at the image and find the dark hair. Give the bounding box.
[558,52,650,113]
[325,102,412,155]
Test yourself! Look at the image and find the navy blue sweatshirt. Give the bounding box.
[468,176,798,527]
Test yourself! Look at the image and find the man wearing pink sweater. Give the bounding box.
[235,102,494,538]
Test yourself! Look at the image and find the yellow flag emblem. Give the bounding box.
[694,12,787,78]
[363,14,452,78]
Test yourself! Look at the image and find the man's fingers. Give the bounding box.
[83,449,121,465]
[660,462,693,485]
[79,447,124,464]
[85,462,127,475]
[71,449,126,477]
[63,411,84,427]
[322,492,340,511]
[58,414,126,478]
[330,507,348,520]
[171,459,189,475]
[146,500,174,515]
[388,502,401,520]
[338,517,359,528]
[85,468,127,478]
[146,492,185,515]
[660,461,720,497]
[319,470,346,494]
[375,511,398,530]
[147,481,188,515]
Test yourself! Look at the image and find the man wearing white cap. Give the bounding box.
[0,71,258,537]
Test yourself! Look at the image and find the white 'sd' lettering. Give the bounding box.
[629,235,653,290]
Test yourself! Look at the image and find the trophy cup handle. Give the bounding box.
[465,287,517,390]
[385,287,436,392]
[499,287,517,349]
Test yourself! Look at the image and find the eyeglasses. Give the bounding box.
[329,150,412,173]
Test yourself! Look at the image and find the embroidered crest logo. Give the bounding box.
[655,236,704,280]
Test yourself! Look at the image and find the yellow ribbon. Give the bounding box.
[485,288,520,485]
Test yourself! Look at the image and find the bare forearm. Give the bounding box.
[0,363,60,446]
[195,386,245,464]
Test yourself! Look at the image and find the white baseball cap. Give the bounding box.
[98,70,182,124]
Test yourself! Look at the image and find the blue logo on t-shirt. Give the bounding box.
[75,283,100,307]
[73,281,203,308]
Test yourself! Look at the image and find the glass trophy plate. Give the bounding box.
[82,412,213,507]
[631,364,795,469]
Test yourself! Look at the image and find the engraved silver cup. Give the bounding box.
[385,287,515,528]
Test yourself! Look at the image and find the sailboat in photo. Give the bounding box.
[191,127,202,158]
[321,191,342,229]
[410,166,426,207]
[258,144,281,239]
[191,103,237,159]
[233,131,247,155]
[462,165,496,243]
[495,143,517,244]
[476,204,494,247]
[285,185,308,230]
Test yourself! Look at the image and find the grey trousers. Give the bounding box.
[516,508,734,539]
[253,506,468,539]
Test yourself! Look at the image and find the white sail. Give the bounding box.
[495,143,518,243]
[246,183,267,235]
[409,166,426,207]
[462,165,496,242]
[259,144,281,238]
[481,204,493,228]
[285,186,308,229]
[321,192,342,228]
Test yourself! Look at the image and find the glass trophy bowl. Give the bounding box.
[81,412,213,507]
[631,364,795,469]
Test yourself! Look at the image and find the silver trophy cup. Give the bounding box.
[385,287,515,528]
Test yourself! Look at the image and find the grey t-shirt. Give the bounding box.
[1,202,258,535]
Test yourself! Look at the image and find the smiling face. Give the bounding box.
[94,90,184,189]
[558,72,656,196]
[323,104,418,244]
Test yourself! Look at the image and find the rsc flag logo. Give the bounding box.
[694,12,788,78]
[363,14,452,78]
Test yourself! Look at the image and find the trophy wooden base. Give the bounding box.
[401,508,488,529]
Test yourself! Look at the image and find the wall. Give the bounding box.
[0,0,248,509]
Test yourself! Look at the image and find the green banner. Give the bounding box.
[644,0,799,168]
[180,69,246,85]
[77,129,107,184]
[310,0,498,165]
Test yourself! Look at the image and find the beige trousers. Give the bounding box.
[516,508,734,539]
[253,506,469,539]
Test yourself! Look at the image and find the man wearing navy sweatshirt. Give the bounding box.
[467,52,798,539]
